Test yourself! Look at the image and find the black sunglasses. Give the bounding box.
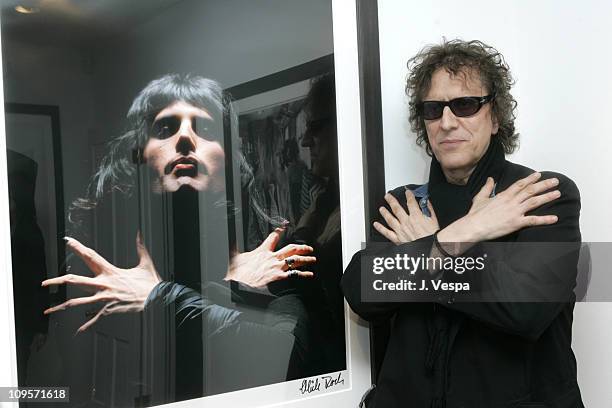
[419,94,494,120]
[150,116,212,139]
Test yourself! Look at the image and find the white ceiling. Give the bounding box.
[1,0,185,46]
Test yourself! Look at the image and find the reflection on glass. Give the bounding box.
[7,149,51,387]
[2,1,343,405]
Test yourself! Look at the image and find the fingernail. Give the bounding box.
[551,178,559,186]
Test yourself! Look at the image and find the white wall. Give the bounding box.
[377,0,612,406]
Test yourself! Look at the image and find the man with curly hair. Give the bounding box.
[342,40,583,407]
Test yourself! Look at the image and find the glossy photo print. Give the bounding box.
[1,0,346,406]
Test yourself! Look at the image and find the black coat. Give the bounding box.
[341,160,584,408]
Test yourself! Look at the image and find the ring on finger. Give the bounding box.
[285,258,295,269]
[287,269,299,278]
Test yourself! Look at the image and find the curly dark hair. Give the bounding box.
[406,39,518,156]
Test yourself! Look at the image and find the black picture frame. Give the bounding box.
[355,0,389,385]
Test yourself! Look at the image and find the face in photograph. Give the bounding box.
[143,101,226,193]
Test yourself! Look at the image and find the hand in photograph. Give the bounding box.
[225,228,316,288]
[41,232,161,333]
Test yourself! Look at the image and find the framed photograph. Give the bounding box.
[0,1,373,406]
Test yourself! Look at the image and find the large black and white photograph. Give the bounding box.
[0,1,351,407]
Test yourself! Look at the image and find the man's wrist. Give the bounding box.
[436,217,480,255]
